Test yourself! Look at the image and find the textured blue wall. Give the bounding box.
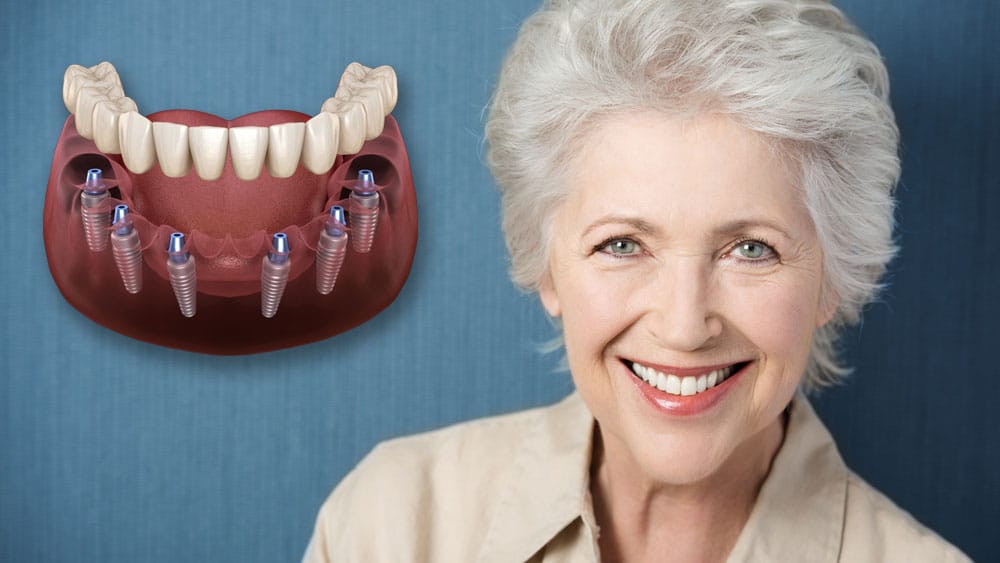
[1,0,996,561]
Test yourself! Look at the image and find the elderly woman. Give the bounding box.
[303,0,970,561]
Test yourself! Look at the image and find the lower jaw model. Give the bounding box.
[43,61,417,355]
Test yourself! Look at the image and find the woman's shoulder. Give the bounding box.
[302,393,588,562]
[840,471,971,563]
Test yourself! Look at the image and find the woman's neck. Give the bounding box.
[590,415,786,563]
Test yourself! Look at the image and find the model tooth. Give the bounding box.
[152,122,192,178]
[92,96,137,154]
[370,65,398,114]
[74,86,113,139]
[338,61,370,90]
[63,64,90,113]
[228,126,269,181]
[88,61,124,93]
[266,122,306,178]
[301,113,340,175]
[189,126,229,181]
[320,98,366,154]
[340,85,385,140]
[119,111,157,174]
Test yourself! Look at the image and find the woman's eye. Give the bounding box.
[601,238,640,256]
[732,240,774,260]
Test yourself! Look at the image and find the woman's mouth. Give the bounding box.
[624,360,749,397]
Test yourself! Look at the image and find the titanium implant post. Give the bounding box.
[166,232,197,317]
[261,233,290,318]
[349,169,379,253]
[315,206,349,295]
[110,205,143,294]
[80,168,111,252]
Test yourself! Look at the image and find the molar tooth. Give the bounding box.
[266,122,306,178]
[118,111,157,174]
[337,62,369,90]
[188,126,229,181]
[320,98,366,154]
[369,65,398,114]
[88,61,124,93]
[228,126,269,180]
[92,96,137,154]
[301,113,340,175]
[63,64,89,113]
[351,86,386,140]
[152,122,192,178]
[74,85,113,139]
[697,375,707,393]
[680,376,698,396]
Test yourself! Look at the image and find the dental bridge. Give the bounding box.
[43,62,418,355]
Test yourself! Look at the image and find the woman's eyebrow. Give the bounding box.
[581,216,658,237]
[714,218,793,240]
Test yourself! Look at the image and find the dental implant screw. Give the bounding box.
[261,233,290,318]
[316,206,349,295]
[80,168,111,252]
[110,205,143,294]
[166,232,197,317]
[349,169,379,253]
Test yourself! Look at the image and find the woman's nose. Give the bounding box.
[645,258,723,352]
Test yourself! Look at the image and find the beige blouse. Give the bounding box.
[302,393,970,562]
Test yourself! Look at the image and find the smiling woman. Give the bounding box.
[302,1,971,561]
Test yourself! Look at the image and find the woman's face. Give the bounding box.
[539,112,836,485]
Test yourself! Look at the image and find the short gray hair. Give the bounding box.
[485,0,900,392]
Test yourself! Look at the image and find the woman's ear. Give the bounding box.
[538,270,561,318]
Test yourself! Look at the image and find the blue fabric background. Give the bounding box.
[1,0,996,561]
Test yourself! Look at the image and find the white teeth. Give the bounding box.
[88,61,124,92]
[680,377,697,396]
[152,122,192,178]
[92,96,137,154]
[118,111,157,174]
[337,62,369,90]
[301,113,340,175]
[74,85,114,139]
[63,62,125,115]
[63,64,90,113]
[188,126,229,181]
[266,122,306,178]
[228,126,269,180]
[369,65,398,114]
[355,86,387,140]
[631,362,739,397]
[666,374,682,395]
[320,98,366,154]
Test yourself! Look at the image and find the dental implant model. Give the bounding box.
[166,232,197,317]
[261,233,290,318]
[80,168,111,252]
[349,169,379,253]
[315,206,349,295]
[109,205,143,294]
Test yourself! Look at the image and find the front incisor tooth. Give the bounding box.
[666,374,682,395]
[188,126,229,181]
[228,126,269,181]
[320,98,366,154]
[680,376,698,396]
[92,96,138,154]
[118,111,157,174]
[301,113,340,175]
[152,122,192,178]
[266,122,306,178]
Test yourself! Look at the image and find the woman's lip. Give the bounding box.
[623,360,753,417]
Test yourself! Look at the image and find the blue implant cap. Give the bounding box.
[269,233,290,264]
[325,205,347,236]
[356,169,376,195]
[112,204,132,235]
[168,232,189,263]
[84,168,107,195]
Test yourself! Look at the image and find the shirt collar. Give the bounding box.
[477,392,595,563]
[476,392,848,563]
